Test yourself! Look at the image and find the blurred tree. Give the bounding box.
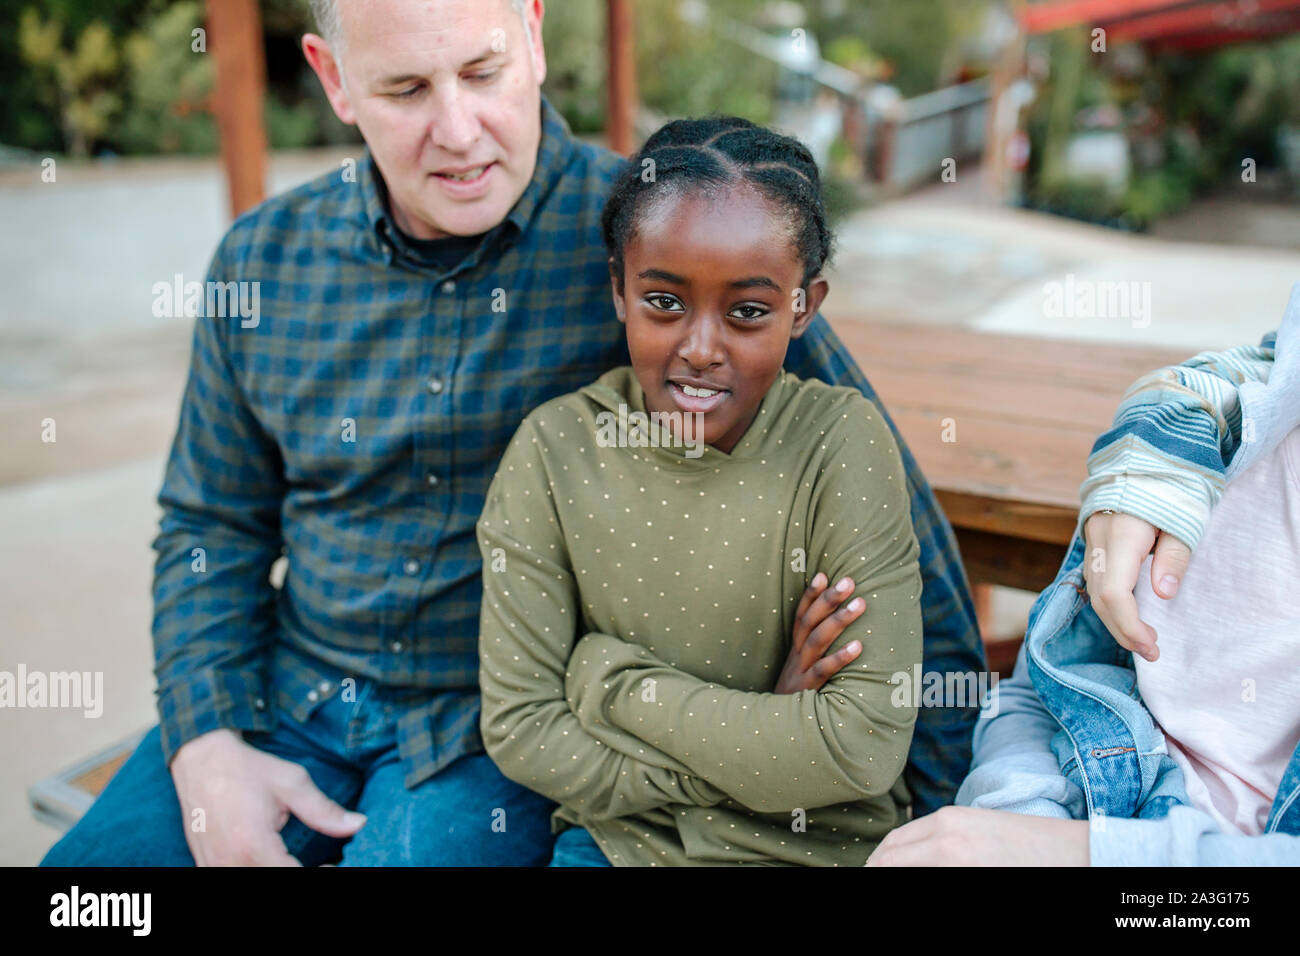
[118,1,215,154]
[18,8,122,157]
[805,0,991,95]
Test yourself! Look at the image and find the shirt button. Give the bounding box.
[317,680,331,694]
[307,690,319,702]
[254,698,266,711]
[427,376,444,394]
[404,558,420,576]
[391,640,404,653]
[441,280,455,294]
[426,472,440,488]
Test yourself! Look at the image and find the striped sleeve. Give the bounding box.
[1079,335,1275,549]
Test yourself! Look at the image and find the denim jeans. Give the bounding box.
[547,826,611,867]
[41,668,557,867]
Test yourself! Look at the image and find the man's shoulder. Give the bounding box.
[212,163,363,267]
[546,134,627,216]
[562,136,627,188]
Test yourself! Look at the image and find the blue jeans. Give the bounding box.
[548,826,611,867]
[41,672,557,867]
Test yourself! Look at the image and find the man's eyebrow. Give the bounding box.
[376,47,502,86]
[461,46,504,69]
[376,71,425,87]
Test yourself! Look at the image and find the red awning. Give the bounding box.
[1020,0,1300,51]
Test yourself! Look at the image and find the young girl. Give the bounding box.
[477,117,923,866]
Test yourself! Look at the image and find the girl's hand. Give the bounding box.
[773,573,865,694]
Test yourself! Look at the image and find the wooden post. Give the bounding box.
[606,0,637,156]
[208,0,268,219]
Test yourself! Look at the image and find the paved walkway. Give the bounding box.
[2,151,1297,863]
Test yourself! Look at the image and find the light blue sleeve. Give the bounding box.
[1091,805,1300,866]
[954,642,1087,820]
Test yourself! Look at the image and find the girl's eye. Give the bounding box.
[391,85,423,100]
[466,70,499,83]
[730,304,769,322]
[644,294,684,312]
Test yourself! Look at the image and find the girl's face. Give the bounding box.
[611,184,829,454]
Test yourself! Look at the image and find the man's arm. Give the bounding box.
[564,408,924,814]
[477,419,729,820]
[786,313,984,816]
[152,232,285,763]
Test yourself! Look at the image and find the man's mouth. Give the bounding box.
[434,163,493,183]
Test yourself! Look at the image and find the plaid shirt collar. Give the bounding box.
[355,94,579,270]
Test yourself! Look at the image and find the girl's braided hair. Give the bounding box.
[600,115,835,290]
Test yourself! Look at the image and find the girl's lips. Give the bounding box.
[431,162,495,198]
[667,381,729,413]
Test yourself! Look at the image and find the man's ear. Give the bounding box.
[523,0,548,86]
[789,276,829,339]
[609,260,627,324]
[302,33,356,125]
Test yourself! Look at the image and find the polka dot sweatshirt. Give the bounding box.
[477,366,923,866]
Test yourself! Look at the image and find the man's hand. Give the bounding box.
[1082,511,1192,662]
[867,806,1090,866]
[170,728,366,866]
[774,573,865,694]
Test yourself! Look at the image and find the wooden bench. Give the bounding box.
[835,320,1191,673]
[36,324,1191,819]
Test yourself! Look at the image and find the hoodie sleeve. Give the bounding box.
[1091,804,1300,865]
[955,642,1087,819]
[478,416,728,820]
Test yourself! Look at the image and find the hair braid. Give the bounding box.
[601,116,835,289]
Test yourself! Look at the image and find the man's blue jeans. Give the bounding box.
[547,826,611,867]
[40,671,557,866]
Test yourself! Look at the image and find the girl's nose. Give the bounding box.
[677,315,726,370]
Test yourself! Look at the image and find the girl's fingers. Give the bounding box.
[793,573,829,648]
[791,574,828,652]
[806,639,863,688]
[802,595,865,669]
[798,576,855,652]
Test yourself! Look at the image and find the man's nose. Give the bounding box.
[428,86,481,154]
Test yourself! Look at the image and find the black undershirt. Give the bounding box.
[395,226,486,272]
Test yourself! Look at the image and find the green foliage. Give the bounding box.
[265,95,321,150]
[18,8,122,156]
[805,0,991,95]
[540,0,606,133]
[1122,170,1194,227]
[822,35,884,80]
[118,1,215,154]
[631,0,776,124]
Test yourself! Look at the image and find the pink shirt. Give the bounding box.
[1134,426,1300,835]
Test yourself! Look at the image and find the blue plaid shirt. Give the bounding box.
[152,95,982,808]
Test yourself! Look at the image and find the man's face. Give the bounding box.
[306,0,547,239]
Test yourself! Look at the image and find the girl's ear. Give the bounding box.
[609,259,627,324]
[789,276,829,339]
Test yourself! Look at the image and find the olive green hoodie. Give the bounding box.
[478,366,923,865]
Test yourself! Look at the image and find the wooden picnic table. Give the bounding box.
[834,320,1192,663]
